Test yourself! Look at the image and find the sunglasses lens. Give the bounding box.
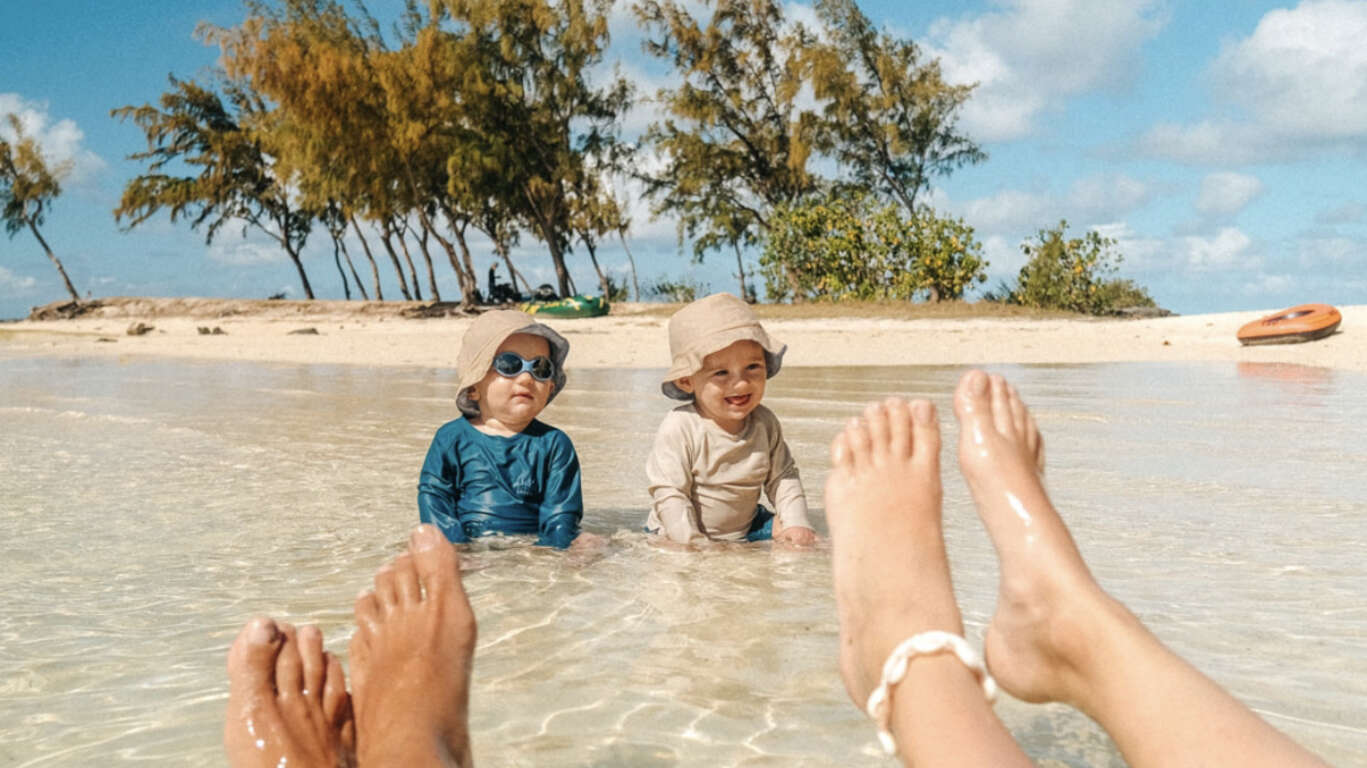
[492,353,522,376]
[530,357,554,381]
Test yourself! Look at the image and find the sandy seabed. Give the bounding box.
[3,297,1364,373]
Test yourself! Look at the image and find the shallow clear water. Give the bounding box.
[0,356,1364,767]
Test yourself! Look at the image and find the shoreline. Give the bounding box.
[3,297,1364,373]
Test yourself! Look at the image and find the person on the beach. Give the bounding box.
[825,370,1330,767]
[645,292,817,545]
[224,525,476,767]
[418,309,584,548]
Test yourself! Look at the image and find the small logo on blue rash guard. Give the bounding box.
[512,473,534,496]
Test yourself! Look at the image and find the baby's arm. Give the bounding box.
[417,428,468,544]
[537,430,583,549]
[763,416,816,545]
[645,413,707,544]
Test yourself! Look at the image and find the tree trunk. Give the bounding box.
[584,237,611,300]
[732,241,750,303]
[618,229,640,302]
[387,216,424,301]
[378,220,413,301]
[26,218,80,301]
[338,239,368,300]
[330,238,351,300]
[417,206,476,309]
[349,214,384,300]
[491,238,530,296]
[448,221,484,310]
[283,242,316,300]
[409,219,441,302]
[521,188,571,297]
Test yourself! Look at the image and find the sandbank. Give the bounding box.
[3,297,1364,373]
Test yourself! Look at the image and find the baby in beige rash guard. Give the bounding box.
[644,293,818,546]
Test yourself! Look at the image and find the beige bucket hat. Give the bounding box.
[661,292,786,400]
[456,309,569,417]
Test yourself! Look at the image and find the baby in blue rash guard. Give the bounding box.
[418,310,584,548]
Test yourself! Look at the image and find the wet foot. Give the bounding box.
[826,398,959,705]
[953,370,1116,707]
[349,525,477,768]
[224,618,355,768]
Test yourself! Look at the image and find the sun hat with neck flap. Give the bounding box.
[661,292,786,400]
[456,309,569,417]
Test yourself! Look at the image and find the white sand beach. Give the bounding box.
[4,297,1364,373]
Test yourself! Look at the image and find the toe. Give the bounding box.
[1007,383,1029,437]
[885,397,912,459]
[273,622,303,700]
[863,401,890,458]
[393,553,421,605]
[989,375,1015,437]
[909,399,941,470]
[954,369,991,423]
[829,427,854,470]
[227,617,282,698]
[321,651,351,727]
[409,525,460,600]
[296,625,325,702]
[373,564,398,613]
[844,416,872,469]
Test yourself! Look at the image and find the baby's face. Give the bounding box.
[676,340,767,434]
[470,333,554,434]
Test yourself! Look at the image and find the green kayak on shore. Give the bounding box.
[521,294,610,318]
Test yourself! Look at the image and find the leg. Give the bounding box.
[224,618,354,768]
[827,398,1031,767]
[350,525,477,768]
[953,369,1329,768]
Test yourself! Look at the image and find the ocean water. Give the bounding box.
[0,355,1364,767]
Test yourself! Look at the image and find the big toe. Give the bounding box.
[409,525,460,599]
[227,617,283,701]
[953,369,993,426]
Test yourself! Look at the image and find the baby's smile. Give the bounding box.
[724,394,752,407]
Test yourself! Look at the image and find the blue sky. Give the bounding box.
[3,0,1365,319]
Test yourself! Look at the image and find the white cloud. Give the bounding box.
[1196,172,1264,217]
[207,239,284,267]
[1295,235,1364,268]
[1141,1,1367,164]
[1181,227,1253,270]
[1211,0,1367,140]
[0,93,106,186]
[1066,174,1152,219]
[1240,273,1293,296]
[1315,202,1366,226]
[0,266,38,295]
[925,0,1166,141]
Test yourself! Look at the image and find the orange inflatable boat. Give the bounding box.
[1236,303,1341,345]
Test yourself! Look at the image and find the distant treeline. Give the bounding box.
[3,0,1153,314]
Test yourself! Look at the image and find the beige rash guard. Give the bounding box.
[645,403,812,542]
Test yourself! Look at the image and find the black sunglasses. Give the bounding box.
[491,351,555,382]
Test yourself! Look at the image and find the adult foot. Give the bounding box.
[224,618,354,768]
[826,398,959,705]
[953,370,1116,707]
[350,525,477,768]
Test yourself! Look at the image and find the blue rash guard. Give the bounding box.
[418,418,584,549]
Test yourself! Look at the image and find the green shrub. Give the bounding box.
[759,192,988,302]
[1009,220,1152,315]
[647,276,708,303]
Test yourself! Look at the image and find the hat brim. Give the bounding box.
[457,321,570,409]
[660,327,785,400]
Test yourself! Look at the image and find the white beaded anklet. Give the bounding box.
[864,630,998,755]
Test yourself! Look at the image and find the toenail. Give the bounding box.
[246,619,276,645]
[912,401,933,424]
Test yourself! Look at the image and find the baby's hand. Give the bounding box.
[775,526,817,548]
